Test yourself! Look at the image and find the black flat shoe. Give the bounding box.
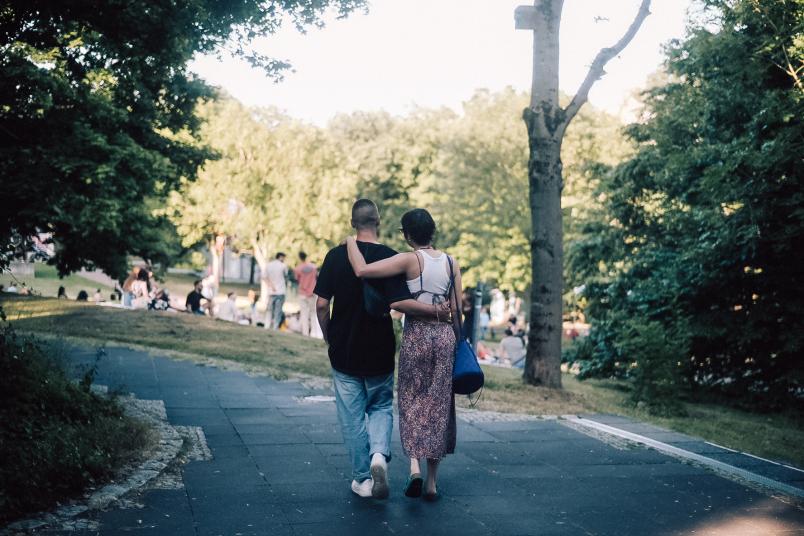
[423,490,440,502]
[403,473,423,498]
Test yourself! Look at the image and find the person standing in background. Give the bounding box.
[294,251,318,336]
[264,252,288,330]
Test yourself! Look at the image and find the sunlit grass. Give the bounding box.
[2,296,802,467]
[0,264,113,299]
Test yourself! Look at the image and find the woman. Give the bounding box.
[131,268,151,309]
[345,208,462,501]
[121,266,141,308]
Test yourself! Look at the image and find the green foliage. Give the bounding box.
[434,88,629,292]
[567,0,804,407]
[167,96,354,268]
[0,326,152,523]
[618,319,689,417]
[0,0,366,278]
[170,89,625,295]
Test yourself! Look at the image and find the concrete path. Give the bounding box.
[53,346,804,536]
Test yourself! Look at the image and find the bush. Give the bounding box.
[0,320,153,524]
[617,319,689,417]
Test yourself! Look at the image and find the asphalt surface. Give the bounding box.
[47,346,804,535]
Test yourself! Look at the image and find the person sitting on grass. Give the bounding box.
[57,286,67,299]
[76,290,89,301]
[216,292,241,322]
[185,280,209,316]
[497,328,526,367]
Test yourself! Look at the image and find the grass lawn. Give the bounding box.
[2,296,802,468]
[0,264,115,300]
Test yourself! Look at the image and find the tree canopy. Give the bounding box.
[170,89,626,303]
[0,0,366,278]
[566,0,804,409]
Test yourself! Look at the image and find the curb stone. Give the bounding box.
[2,392,184,535]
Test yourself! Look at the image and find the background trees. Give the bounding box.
[0,0,366,278]
[566,0,804,409]
[170,88,623,305]
[167,97,353,301]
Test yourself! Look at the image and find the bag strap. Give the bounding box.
[416,251,424,293]
[446,255,461,341]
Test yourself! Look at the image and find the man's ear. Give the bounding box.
[350,219,356,230]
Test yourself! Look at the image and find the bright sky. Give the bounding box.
[190,0,693,125]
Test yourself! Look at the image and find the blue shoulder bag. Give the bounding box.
[446,256,484,395]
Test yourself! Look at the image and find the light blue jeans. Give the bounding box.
[331,369,394,482]
[267,294,285,329]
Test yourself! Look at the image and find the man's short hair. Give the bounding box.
[275,252,286,259]
[299,251,307,261]
[351,199,380,230]
[193,279,202,287]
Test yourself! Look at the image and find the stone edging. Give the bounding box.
[3,392,183,534]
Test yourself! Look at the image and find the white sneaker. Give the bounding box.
[370,453,389,499]
[351,478,373,498]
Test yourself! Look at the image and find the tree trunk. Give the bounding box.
[208,238,222,292]
[522,0,564,388]
[252,240,270,308]
[523,120,564,388]
[518,0,651,388]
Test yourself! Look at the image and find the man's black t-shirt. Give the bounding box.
[186,290,203,313]
[314,242,412,377]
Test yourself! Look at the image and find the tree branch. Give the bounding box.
[560,0,652,134]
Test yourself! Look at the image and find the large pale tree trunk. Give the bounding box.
[522,0,564,388]
[520,0,651,387]
[209,235,225,292]
[252,240,271,308]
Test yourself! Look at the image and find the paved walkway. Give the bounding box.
[55,346,804,535]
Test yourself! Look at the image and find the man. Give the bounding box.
[294,251,318,336]
[185,279,206,315]
[217,292,240,322]
[315,199,448,500]
[263,252,288,329]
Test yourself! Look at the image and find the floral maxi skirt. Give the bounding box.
[397,318,456,460]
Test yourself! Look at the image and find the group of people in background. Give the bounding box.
[167,250,322,337]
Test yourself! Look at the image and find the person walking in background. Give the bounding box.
[479,306,490,340]
[345,207,462,502]
[315,199,449,500]
[264,252,288,330]
[294,251,318,336]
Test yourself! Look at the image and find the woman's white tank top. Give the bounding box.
[406,251,451,304]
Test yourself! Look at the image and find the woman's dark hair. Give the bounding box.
[400,208,436,245]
